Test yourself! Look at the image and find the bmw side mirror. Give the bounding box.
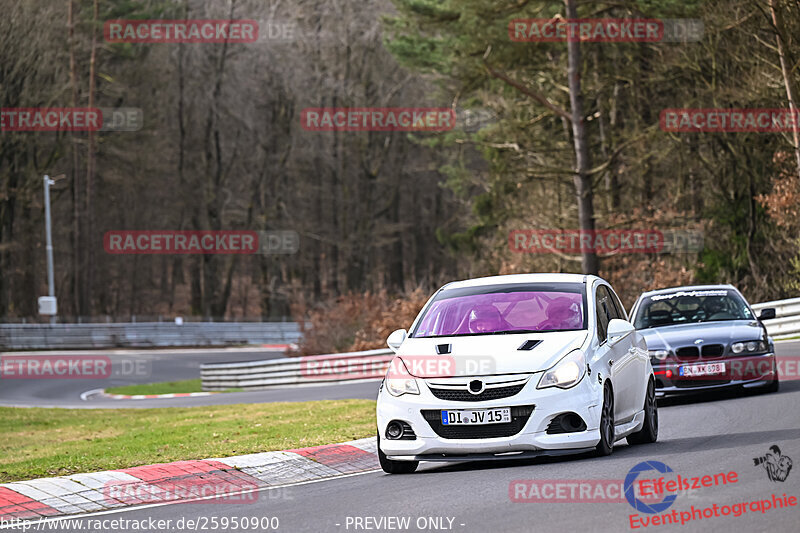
[758,308,776,321]
[607,319,634,346]
[387,329,407,352]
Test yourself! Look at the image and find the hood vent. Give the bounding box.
[518,339,542,351]
[436,343,452,355]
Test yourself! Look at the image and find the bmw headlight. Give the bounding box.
[648,349,669,361]
[537,350,586,389]
[731,341,767,354]
[385,358,420,397]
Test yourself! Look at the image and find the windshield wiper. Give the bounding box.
[415,328,572,338]
[484,329,581,335]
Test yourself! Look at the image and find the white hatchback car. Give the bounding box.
[376,273,657,473]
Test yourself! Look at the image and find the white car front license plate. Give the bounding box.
[679,362,726,377]
[440,407,511,425]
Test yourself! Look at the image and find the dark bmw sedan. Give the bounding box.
[629,285,778,396]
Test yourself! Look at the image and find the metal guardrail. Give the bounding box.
[0,322,302,350]
[752,297,800,340]
[201,348,393,391]
[199,297,800,392]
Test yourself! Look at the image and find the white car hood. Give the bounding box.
[396,330,588,377]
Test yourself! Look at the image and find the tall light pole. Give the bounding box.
[39,175,60,325]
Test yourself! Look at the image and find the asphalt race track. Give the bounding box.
[0,347,379,408]
[10,341,800,532]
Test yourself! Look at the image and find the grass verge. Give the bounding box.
[0,399,375,483]
[104,379,244,395]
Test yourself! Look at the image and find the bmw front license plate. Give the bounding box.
[441,407,511,425]
[679,362,726,377]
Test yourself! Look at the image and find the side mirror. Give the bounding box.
[387,329,407,352]
[758,308,776,321]
[607,318,635,346]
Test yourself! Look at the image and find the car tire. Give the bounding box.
[377,433,418,474]
[627,378,658,445]
[594,383,614,456]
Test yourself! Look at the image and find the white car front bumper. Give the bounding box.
[377,372,605,460]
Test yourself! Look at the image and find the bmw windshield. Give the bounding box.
[633,289,755,329]
[411,283,587,338]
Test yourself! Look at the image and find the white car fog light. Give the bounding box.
[386,421,404,439]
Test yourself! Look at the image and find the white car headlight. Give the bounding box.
[537,350,586,389]
[385,358,420,397]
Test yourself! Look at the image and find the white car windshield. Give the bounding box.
[412,283,587,338]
